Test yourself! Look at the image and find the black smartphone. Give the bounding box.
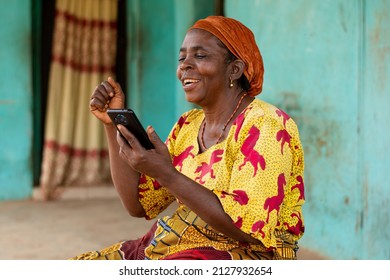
[107,109,154,150]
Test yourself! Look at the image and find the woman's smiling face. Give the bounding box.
[177,29,231,105]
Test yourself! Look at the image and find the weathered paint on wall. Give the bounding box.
[0,0,33,199]
[361,0,390,259]
[226,0,389,259]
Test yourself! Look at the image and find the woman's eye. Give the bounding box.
[178,54,206,62]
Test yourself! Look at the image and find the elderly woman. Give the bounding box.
[74,16,305,260]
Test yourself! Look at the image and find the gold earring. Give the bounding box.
[229,78,234,88]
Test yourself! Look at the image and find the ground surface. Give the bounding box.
[0,186,327,260]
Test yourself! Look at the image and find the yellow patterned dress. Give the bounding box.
[72,98,305,260]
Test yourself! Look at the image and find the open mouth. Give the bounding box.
[183,79,200,86]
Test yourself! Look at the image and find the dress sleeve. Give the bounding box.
[213,115,294,248]
[137,111,192,219]
[137,174,175,220]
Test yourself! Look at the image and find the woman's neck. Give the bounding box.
[203,90,250,127]
[199,91,253,150]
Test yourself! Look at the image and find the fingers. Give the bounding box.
[117,125,143,150]
[90,77,125,112]
[146,126,167,153]
[99,81,114,99]
[108,76,123,97]
[116,125,172,178]
[90,81,114,111]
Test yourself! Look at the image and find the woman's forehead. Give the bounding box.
[181,29,226,51]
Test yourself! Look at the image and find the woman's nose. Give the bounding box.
[179,57,194,70]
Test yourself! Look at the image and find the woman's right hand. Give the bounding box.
[89,76,125,125]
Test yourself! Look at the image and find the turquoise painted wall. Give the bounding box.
[362,0,390,260]
[0,0,33,199]
[226,0,390,259]
[127,0,215,140]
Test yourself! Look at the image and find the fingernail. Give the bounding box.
[147,126,154,133]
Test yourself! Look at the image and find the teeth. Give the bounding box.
[184,79,199,85]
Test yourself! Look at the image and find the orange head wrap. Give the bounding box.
[189,16,264,96]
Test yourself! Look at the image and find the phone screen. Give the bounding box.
[107,109,154,150]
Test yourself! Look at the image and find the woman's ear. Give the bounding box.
[230,59,245,81]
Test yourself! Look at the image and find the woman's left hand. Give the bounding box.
[116,125,175,180]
